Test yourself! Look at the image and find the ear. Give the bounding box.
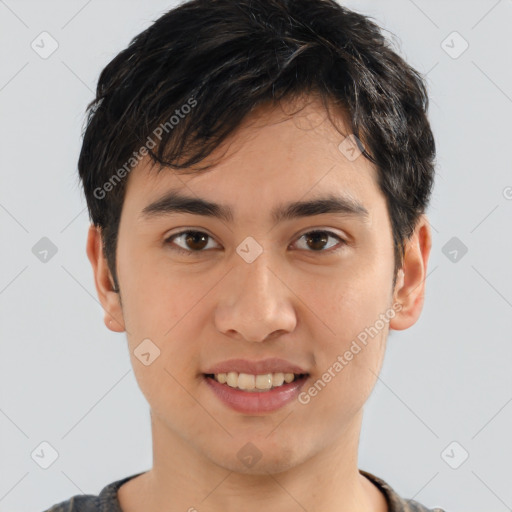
[389,214,432,331]
[86,224,125,332]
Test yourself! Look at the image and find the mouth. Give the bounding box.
[203,371,310,414]
[203,372,309,392]
[201,358,311,413]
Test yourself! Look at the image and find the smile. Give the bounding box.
[206,371,308,392]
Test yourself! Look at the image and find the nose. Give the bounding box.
[214,252,297,342]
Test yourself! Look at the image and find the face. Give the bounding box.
[88,96,431,475]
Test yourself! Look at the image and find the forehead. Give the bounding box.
[123,96,381,216]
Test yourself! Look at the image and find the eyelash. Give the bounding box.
[164,229,347,256]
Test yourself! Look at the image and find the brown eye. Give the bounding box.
[165,230,218,254]
[294,230,346,252]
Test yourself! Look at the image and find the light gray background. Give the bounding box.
[1,1,511,511]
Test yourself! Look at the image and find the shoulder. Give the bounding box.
[360,469,448,512]
[40,472,146,512]
[41,494,100,512]
[404,498,447,512]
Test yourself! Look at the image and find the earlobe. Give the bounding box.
[86,224,126,333]
[389,215,432,331]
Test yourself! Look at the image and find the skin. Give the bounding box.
[87,95,432,512]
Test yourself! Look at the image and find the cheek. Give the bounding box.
[126,335,199,421]
[302,260,391,394]
[304,264,391,341]
[300,324,388,425]
[118,243,205,336]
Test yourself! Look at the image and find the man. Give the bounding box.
[45,0,444,510]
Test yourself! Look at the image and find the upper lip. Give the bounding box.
[203,358,309,375]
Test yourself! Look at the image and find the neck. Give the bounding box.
[118,409,387,512]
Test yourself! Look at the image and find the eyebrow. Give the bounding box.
[140,190,370,224]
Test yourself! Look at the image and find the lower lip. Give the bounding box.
[204,375,309,414]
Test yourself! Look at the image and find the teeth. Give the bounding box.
[256,374,273,390]
[212,372,301,391]
[238,373,255,390]
[272,373,285,387]
[226,371,238,388]
[284,373,295,383]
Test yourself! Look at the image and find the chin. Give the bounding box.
[208,440,305,475]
